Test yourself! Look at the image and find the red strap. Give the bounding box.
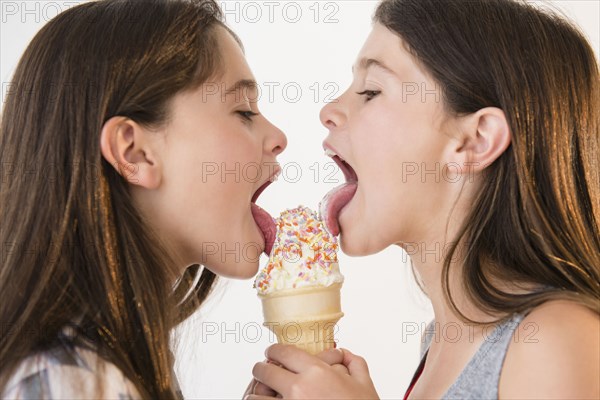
[403,352,427,400]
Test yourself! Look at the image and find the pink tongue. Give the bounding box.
[251,204,276,255]
[320,182,358,236]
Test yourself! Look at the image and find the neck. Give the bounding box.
[400,186,502,337]
[409,239,498,329]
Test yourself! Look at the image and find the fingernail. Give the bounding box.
[266,359,282,367]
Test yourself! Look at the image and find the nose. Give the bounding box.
[264,118,287,156]
[319,97,347,131]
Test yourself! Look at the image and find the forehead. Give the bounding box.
[355,23,437,85]
[216,27,254,82]
[355,24,414,74]
[361,23,401,54]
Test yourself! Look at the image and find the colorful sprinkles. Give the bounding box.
[254,205,341,295]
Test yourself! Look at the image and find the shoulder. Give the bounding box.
[3,344,141,399]
[499,299,599,399]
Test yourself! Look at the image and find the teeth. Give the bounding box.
[325,148,347,162]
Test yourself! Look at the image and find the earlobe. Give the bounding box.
[99,116,161,189]
[455,107,512,173]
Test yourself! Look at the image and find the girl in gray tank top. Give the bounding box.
[408,312,529,400]
[246,0,599,398]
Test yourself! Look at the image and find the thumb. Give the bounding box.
[316,348,345,366]
[339,348,371,382]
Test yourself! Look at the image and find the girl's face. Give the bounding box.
[137,27,287,278]
[320,23,462,256]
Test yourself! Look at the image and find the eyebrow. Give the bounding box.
[352,58,397,77]
[225,79,258,95]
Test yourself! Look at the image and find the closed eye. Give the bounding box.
[237,110,260,121]
[356,90,381,102]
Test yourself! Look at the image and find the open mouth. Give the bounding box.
[331,154,358,183]
[250,169,280,256]
[252,178,274,203]
[319,148,359,236]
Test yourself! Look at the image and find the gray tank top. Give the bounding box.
[412,312,527,399]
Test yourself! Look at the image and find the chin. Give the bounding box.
[339,233,384,257]
[233,260,261,280]
[203,257,261,280]
[340,233,373,257]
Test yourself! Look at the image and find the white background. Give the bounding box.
[1,1,598,398]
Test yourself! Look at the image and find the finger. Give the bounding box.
[244,395,278,400]
[266,359,282,368]
[253,381,277,397]
[339,348,371,381]
[315,348,345,366]
[252,361,295,394]
[243,379,258,398]
[331,364,350,375]
[265,344,322,373]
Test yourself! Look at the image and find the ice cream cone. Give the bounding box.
[259,283,343,355]
[254,206,345,354]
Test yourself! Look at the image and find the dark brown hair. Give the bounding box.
[0,0,232,397]
[375,0,599,323]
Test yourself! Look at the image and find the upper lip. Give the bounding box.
[252,164,282,203]
[323,142,358,182]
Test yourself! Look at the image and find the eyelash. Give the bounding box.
[356,90,381,102]
[237,110,259,121]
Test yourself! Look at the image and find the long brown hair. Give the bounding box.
[375,0,599,323]
[0,0,232,397]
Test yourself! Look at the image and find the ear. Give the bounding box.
[452,107,512,173]
[99,116,161,189]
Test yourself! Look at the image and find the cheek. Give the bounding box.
[168,124,258,192]
[353,109,445,235]
[156,138,236,235]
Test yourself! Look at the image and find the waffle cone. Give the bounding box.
[259,283,343,355]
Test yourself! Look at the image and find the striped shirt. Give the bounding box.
[2,325,183,399]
